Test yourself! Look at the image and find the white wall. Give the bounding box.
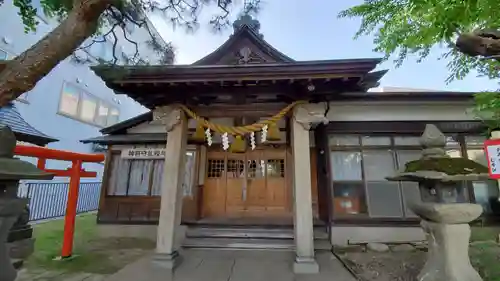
[326,101,474,122]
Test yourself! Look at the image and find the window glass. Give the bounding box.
[95,103,109,127]
[109,151,197,197]
[59,84,80,116]
[446,149,462,158]
[150,160,165,196]
[80,93,97,122]
[396,150,421,170]
[445,135,460,148]
[466,136,487,147]
[361,136,391,146]
[363,150,403,217]
[366,182,403,217]
[468,149,487,166]
[329,135,360,146]
[107,108,120,125]
[330,151,362,181]
[107,156,130,195]
[363,151,395,180]
[183,152,196,196]
[128,160,153,195]
[401,182,421,217]
[394,136,420,146]
[332,183,367,216]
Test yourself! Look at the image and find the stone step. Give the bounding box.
[186,227,329,240]
[183,237,295,250]
[183,237,332,251]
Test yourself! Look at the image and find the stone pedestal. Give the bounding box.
[0,198,28,281]
[412,203,483,281]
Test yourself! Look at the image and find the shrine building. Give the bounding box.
[82,15,490,273]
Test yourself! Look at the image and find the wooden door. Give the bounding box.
[245,150,268,216]
[202,152,226,217]
[225,154,246,217]
[263,149,288,217]
[202,148,290,219]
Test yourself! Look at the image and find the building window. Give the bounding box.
[80,93,98,122]
[329,134,472,219]
[95,102,109,127]
[58,82,120,127]
[59,83,80,116]
[108,108,120,125]
[106,150,196,196]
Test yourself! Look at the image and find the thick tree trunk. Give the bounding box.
[456,29,500,60]
[0,0,112,106]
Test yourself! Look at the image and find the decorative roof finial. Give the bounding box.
[232,1,262,37]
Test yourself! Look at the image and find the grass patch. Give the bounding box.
[470,226,500,281]
[471,241,500,281]
[25,213,155,274]
[471,226,500,242]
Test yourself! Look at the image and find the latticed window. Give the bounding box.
[267,159,285,178]
[227,160,244,178]
[207,159,225,178]
[247,159,265,178]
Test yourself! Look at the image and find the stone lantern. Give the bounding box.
[387,124,488,281]
[0,127,53,281]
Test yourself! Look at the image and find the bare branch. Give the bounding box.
[122,26,140,62]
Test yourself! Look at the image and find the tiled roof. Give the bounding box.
[0,102,58,146]
[81,133,166,144]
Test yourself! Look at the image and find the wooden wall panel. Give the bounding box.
[97,197,161,223]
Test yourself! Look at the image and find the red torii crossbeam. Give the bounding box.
[14,145,105,259]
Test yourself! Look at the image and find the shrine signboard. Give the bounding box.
[121,148,166,160]
[484,139,500,179]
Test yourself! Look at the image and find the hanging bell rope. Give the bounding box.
[175,100,307,136]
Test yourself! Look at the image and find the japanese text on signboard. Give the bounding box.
[484,139,500,179]
[121,148,166,159]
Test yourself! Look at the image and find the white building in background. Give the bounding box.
[0,0,168,180]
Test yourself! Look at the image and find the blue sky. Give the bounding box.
[150,0,498,92]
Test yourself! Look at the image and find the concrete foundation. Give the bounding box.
[330,226,426,246]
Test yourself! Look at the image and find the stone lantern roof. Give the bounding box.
[387,124,489,182]
[0,127,54,180]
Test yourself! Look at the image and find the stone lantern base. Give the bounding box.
[7,205,34,261]
[1,198,28,281]
[412,203,483,281]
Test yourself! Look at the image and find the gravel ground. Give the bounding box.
[340,250,426,281]
[338,242,500,281]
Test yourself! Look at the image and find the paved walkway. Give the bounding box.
[105,249,357,281]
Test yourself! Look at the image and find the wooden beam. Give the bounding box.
[194,104,287,118]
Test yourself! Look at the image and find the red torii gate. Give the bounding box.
[14,144,105,259]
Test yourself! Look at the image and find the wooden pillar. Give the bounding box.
[291,111,319,274]
[153,107,187,270]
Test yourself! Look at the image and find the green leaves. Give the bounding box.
[340,0,500,81]
[13,0,39,32]
[473,92,500,134]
